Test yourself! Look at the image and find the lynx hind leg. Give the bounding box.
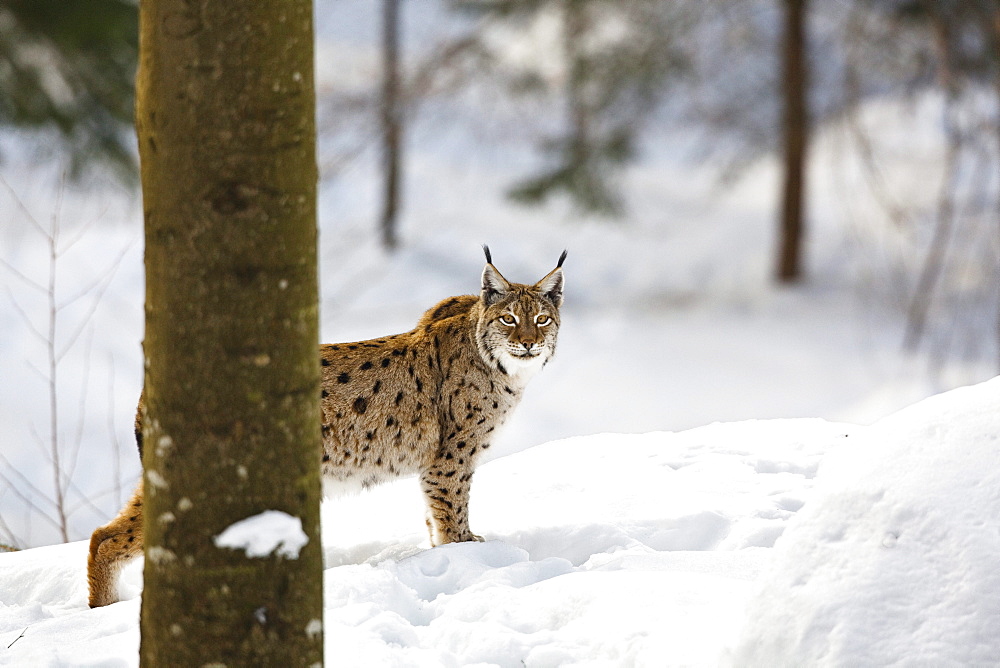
[420,467,484,546]
[88,483,144,608]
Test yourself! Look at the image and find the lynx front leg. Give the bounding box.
[420,465,483,546]
[88,483,144,608]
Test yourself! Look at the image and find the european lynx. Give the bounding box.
[87,246,566,607]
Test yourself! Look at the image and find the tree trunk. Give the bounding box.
[380,0,402,251]
[991,9,1000,372]
[904,105,959,351]
[777,0,809,283]
[136,0,323,665]
[565,0,591,186]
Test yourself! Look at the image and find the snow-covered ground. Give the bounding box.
[733,377,1000,666]
[1,1,998,664]
[2,378,998,666]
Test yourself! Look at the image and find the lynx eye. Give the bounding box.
[536,314,552,326]
[499,314,517,326]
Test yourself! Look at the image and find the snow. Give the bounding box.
[213,510,309,560]
[731,377,1000,667]
[2,378,999,665]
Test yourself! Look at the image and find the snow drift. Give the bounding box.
[0,378,998,666]
[731,375,1000,666]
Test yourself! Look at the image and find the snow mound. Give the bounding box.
[0,417,852,666]
[731,375,1000,666]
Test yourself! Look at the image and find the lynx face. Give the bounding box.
[476,256,565,377]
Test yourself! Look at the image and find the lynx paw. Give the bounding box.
[429,527,484,547]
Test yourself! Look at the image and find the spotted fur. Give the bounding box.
[86,248,566,607]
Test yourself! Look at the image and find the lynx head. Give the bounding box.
[475,245,566,377]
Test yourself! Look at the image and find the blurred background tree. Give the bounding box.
[0,0,137,181]
[777,0,810,283]
[0,0,995,354]
[838,0,1000,359]
[380,0,403,250]
[455,0,698,217]
[311,0,997,359]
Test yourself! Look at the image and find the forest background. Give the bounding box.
[0,0,998,549]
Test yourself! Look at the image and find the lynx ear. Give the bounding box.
[535,260,565,308]
[481,261,510,307]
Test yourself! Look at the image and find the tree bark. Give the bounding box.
[777,0,809,283]
[136,0,323,665]
[380,0,402,251]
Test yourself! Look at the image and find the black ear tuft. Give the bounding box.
[482,244,493,265]
[556,249,568,268]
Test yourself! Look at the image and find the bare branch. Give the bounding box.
[0,175,48,239]
[56,240,134,363]
[0,257,45,293]
[48,174,65,258]
[28,423,55,463]
[0,466,63,533]
[106,354,124,507]
[67,476,137,519]
[64,327,95,483]
[61,477,111,522]
[59,201,112,256]
[56,232,135,311]
[5,289,47,344]
[23,359,50,388]
[6,627,28,650]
